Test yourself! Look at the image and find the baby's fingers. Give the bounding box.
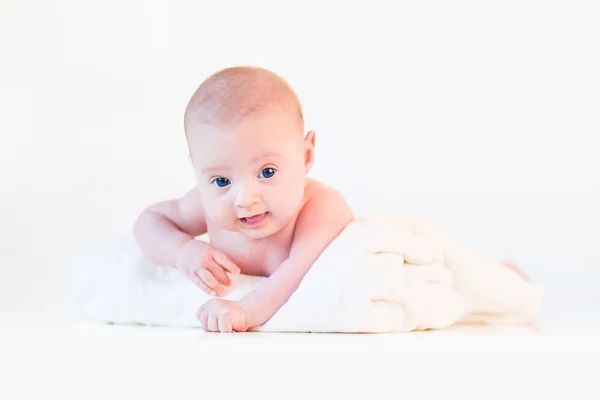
[197,269,227,297]
[188,272,216,296]
[212,250,241,274]
[197,306,209,330]
[218,315,233,333]
[207,315,219,332]
[206,260,231,287]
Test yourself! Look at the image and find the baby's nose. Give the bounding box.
[234,183,260,208]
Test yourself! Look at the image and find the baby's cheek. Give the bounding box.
[202,198,229,224]
[275,190,304,218]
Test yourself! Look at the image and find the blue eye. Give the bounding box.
[259,168,276,179]
[212,177,230,187]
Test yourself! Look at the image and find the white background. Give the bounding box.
[1,0,599,328]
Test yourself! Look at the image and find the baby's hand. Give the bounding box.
[176,239,241,296]
[197,298,248,333]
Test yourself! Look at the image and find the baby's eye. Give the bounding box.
[211,177,230,188]
[259,168,276,179]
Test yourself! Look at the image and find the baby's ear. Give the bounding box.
[303,130,316,173]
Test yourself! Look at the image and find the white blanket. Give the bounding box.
[69,214,543,333]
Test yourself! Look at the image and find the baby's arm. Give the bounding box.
[133,187,239,295]
[133,187,207,268]
[238,188,354,328]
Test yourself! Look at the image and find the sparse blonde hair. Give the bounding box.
[184,66,304,137]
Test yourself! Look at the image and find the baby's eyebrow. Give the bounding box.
[200,165,227,173]
[251,151,282,163]
[200,151,282,173]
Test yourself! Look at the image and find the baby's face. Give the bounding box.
[188,107,312,240]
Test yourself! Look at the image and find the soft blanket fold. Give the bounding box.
[69,213,543,333]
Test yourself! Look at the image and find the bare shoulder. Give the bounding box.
[146,186,207,237]
[300,178,354,221]
[287,179,354,258]
[177,186,205,214]
[303,178,345,200]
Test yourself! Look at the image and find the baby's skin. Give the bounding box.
[134,67,354,332]
[133,66,528,333]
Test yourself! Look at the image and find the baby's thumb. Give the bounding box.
[232,315,248,332]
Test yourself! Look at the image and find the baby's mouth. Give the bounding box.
[239,212,269,227]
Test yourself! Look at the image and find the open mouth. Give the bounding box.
[239,212,269,228]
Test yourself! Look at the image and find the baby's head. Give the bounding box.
[184,66,315,239]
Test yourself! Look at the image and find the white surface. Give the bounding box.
[1,1,599,396]
[1,318,600,399]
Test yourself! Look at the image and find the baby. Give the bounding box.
[133,66,355,333]
[133,66,529,333]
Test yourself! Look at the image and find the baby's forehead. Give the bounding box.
[190,121,302,167]
[188,101,302,136]
[190,105,302,140]
[202,146,285,164]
